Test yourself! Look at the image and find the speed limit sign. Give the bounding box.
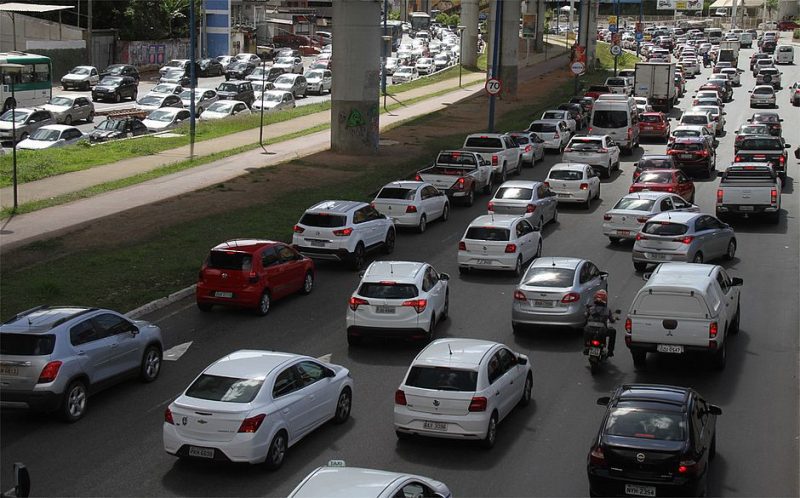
[485,78,502,95]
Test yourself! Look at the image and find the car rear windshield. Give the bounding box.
[437,152,477,166]
[637,172,673,184]
[613,198,655,211]
[681,115,708,125]
[569,139,604,151]
[405,366,478,391]
[672,130,700,139]
[465,227,510,241]
[605,407,686,441]
[592,110,628,129]
[358,282,418,299]
[510,135,529,144]
[753,114,779,123]
[522,268,575,287]
[640,114,663,123]
[671,142,704,151]
[377,187,415,200]
[639,157,673,169]
[494,187,533,200]
[0,333,56,356]
[753,87,774,95]
[529,123,556,133]
[465,137,502,148]
[642,221,688,236]
[542,111,564,120]
[548,170,583,181]
[299,213,346,228]
[208,251,253,271]
[185,374,263,403]
[740,138,781,150]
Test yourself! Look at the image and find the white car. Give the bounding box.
[415,57,435,75]
[719,67,741,86]
[346,261,449,345]
[487,180,558,230]
[679,111,716,137]
[179,88,218,114]
[541,110,576,134]
[145,83,183,98]
[292,200,396,270]
[392,66,418,84]
[252,90,296,113]
[135,93,183,113]
[288,462,452,498]
[199,100,251,120]
[680,58,699,76]
[394,338,532,448]
[303,69,332,95]
[544,163,601,209]
[371,181,449,232]
[163,350,353,469]
[15,124,83,150]
[60,65,99,90]
[457,214,543,276]
[142,108,191,132]
[273,56,304,74]
[602,192,699,242]
[691,105,725,133]
[561,135,621,178]
[528,119,571,152]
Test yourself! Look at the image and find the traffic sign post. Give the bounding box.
[635,32,643,41]
[570,61,585,95]
[610,45,622,56]
[609,24,618,33]
[485,78,502,96]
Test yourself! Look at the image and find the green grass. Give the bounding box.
[596,42,640,71]
[391,64,483,93]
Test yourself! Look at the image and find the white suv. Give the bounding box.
[292,200,396,270]
[346,261,450,346]
[457,214,543,276]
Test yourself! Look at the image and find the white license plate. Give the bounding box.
[214,291,233,298]
[589,347,602,356]
[739,205,754,211]
[680,154,694,159]
[625,484,656,497]
[188,446,215,459]
[643,126,654,130]
[375,305,395,314]
[657,344,684,354]
[423,421,448,431]
[309,240,326,247]
[0,366,19,376]
[476,259,493,265]
[557,193,570,198]
[617,230,631,236]
[533,299,554,307]
[648,252,667,260]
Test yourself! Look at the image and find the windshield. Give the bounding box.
[639,157,673,169]
[148,110,177,122]
[0,333,56,355]
[300,213,346,228]
[542,111,564,120]
[304,71,323,79]
[682,115,708,125]
[640,114,663,123]
[671,141,704,151]
[673,129,700,138]
[613,198,655,211]
[106,66,124,75]
[207,102,235,113]
[29,128,62,141]
[138,96,163,106]
[569,139,603,150]
[185,374,263,403]
[465,137,503,148]
[151,84,175,94]
[178,90,200,100]
[522,268,575,287]
[592,110,628,128]
[259,92,282,103]
[0,110,31,122]
[275,75,294,85]
[99,77,122,85]
[276,57,295,64]
[642,221,688,236]
[48,96,73,106]
[548,170,583,181]
[95,119,125,131]
[529,123,556,133]
[753,87,774,95]
[636,172,673,184]
[70,67,90,75]
[164,69,184,77]
[217,83,239,92]
[495,187,533,200]
[377,187,415,200]
[465,227,510,241]
[740,138,782,150]
[396,67,412,74]
[405,366,478,392]
[605,407,685,441]
[167,60,184,67]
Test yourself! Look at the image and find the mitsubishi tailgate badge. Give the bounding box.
[636,453,646,463]
[433,399,440,407]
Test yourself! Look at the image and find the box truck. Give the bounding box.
[634,62,678,112]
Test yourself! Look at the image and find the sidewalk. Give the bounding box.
[0,52,570,252]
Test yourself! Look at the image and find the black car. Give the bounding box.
[588,384,722,497]
[215,80,255,107]
[225,62,256,81]
[99,64,140,83]
[91,76,138,103]
[734,135,792,179]
[557,103,586,129]
[198,58,224,77]
[88,117,149,143]
[632,154,675,180]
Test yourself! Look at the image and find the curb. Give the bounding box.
[127,285,195,318]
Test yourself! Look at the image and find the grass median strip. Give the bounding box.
[596,42,640,70]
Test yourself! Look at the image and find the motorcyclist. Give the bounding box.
[584,290,616,357]
[703,52,710,68]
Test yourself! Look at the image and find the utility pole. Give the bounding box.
[189,0,196,160]
[488,0,503,132]
[259,59,267,152]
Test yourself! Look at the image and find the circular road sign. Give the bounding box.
[610,44,622,56]
[485,78,502,95]
[571,61,586,75]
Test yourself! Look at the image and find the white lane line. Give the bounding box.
[163,341,193,361]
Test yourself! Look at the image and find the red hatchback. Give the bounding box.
[196,239,316,316]
[629,168,695,203]
[638,112,670,141]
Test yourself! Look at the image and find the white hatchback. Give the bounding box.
[457,214,543,276]
[394,338,532,448]
[544,163,601,209]
[163,350,353,469]
[346,261,449,345]
[561,135,621,178]
[602,192,699,243]
[372,181,449,233]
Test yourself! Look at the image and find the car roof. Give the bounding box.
[414,338,498,368]
[550,162,588,171]
[291,467,416,498]
[307,200,365,214]
[613,384,692,410]
[673,136,706,143]
[641,112,664,117]
[641,154,671,160]
[620,191,673,201]
[1,306,95,334]
[647,211,699,223]
[210,239,277,253]
[529,257,583,270]
[381,180,425,189]
[204,350,299,378]
[39,124,79,132]
[363,261,425,280]
[682,111,709,117]
[496,180,541,189]
[264,90,293,97]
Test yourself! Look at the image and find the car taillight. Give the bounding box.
[627,127,633,139]
[735,135,743,142]
[603,214,611,221]
[779,155,785,164]
[666,186,675,192]
[543,181,549,188]
[553,132,560,139]
[293,224,305,233]
[468,396,488,412]
[678,458,699,475]
[625,317,632,333]
[37,361,62,384]
[525,145,532,153]
[487,201,494,211]
[771,188,778,205]
[238,413,266,433]
[734,155,742,162]
[505,243,517,253]
[349,296,368,311]
[580,183,589,190]
[452,177,466,190]
[635,233,647,241]
[333,227,353,236]
[406,205,417,213]
[526,204,537,213]
[589,446,606,466]
[709,321,718,339]
[458,241,466,251]
[402,299,427,313]
[591,339,601,347]
[414,173,422,181]
[717,189,724,204]
[514,290,527,301]
[491,155,498,166]
[697,149,709,157]
[395,389,407,405]
[164,407,174,425]
[587,127,592,133]
[679,236,694,244]
[561,292,580,303]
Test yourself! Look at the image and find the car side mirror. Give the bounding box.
[597,396,611,406]
[516,355,528,366]
[707,404,723,415]
[779,118,784,122]
[731,277,744,286]
[439,273,450,281]
[599,271,609,280]
[532,224,541,232]
[358,271,366,278]
[785,144,792,148]
[129,325,140,335]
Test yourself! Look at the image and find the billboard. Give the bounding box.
[522,14,537,38]
[657,0,703,10]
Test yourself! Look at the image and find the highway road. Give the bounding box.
[1,44,797,497]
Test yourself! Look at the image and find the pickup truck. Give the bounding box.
[462,133,522,182]
[716,163,781,223]
[734,135,791,180]
[605,76,633,96]
[416,150,493,206]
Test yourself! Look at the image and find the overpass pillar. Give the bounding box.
[461,0,479,68]
[488,0,521,99]
[331,0,381,154]
[532,0,545,52]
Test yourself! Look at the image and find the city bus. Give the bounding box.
[382,20,404,51]
[0,52,53,113]
[410,12,431,32]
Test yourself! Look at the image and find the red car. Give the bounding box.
[584,85,611,100]
[637,112,670,141]
[778,20,799,31]
[667,136,717,178]
[629,168,696,203]
[196,239,316,316]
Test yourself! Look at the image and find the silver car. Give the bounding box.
[528,119,570,152]
[756,67,782,88]
[488,180,558,230]
[632,212,736,271]
[511,257,608,331]
[43,96,95,125]
[602,192,699,242]
[561,135,621,178]
[0,306,163,422]
[749,85,777,108]
[0,108,55,144]
[178,88,218,114]
[273,73,307,98]
[508,131,545,165]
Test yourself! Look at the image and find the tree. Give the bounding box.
[765,0,778,19]
[389,10,401,20]
[436,12,450,25]
[448,14,460,27]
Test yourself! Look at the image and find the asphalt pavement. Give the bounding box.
[1,45,798,497]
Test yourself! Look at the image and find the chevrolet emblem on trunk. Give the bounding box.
[221,273,228,279]
[433,400,440,406]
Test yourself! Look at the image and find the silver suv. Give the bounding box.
[0,306,163,422]
[292,200,396,270]
[0,108,55,144]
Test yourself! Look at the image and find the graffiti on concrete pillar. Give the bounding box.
[346,109,365,128]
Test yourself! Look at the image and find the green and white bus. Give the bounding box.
[0,52,53,113]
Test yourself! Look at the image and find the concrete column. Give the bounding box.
[586,0,599,68]
[331,0,381,154]
[535,0,545,52]
[501,0,520,98]
[461,0,479,68]
[578,0,591,51]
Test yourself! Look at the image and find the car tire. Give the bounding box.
[500,165,507,183]
[333,387,352,424]
[382,229,396,254]
[425,315,436,343]
[730,304,741,335]
[114,92,121,103]
[300,271,314,295]
[256,290,271,316]
[513,256,523,277]
[535,239,543,259]
[139,345,162,383]
[458,265,469,275]
[481,413,498,449]
[87,112,94,123]
[64,115,73,125]
[197,302,213,312]
[768,210,780,224]
[350,243,366,270]
[634,261,648,272]
[395,430,412,440]
[518,373,533,407]
[693,252,704,264]
[632,350,647,370]
[465,188,476,206]
[724,239,736,261]
[263,430,288,470]
[417,214,427,233]
[609,237,620,244]
[441,203,449,222]
[61,379,88,423]
[712,339,727,370]
[347,334,362,347]
[584,196,592,210]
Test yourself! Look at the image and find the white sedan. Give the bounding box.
[199,100,251,120]
[544,163,601,209]
[458,214,543,276]
[602,192,699,243]
[163,350,353,469]
[16,124,84,150]
[394,338,532,448]
[371,181,449,232]
[142,108,190,132]
[561,135,621,178]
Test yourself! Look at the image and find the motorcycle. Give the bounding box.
[584,309,621,374]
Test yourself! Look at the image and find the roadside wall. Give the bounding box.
[0,13,83,52]
[117,39,190,72]
[32,48,87,82]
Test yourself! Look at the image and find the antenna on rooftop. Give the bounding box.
[448,344,452,356]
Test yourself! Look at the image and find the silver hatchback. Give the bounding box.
[0,306,163,422]
[488,180,558,230]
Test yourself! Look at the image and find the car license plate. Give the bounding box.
[680,154,693,159]
[589,347,602,356]
[375,305,395,314]
[617,230,631,236]
[557,193,570,198]
[533,299,553,307]
[643,126,654,130]
[423,421,448,431]
[625,484,656,497]
[188,446,215,459]
[0,366,19,376]
[657,344,684,354]
[476,259,493,265]
[739,205,754,211]
[214,291,234,298]
[309,239,326,247]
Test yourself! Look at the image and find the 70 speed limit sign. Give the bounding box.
[485,78,502,95]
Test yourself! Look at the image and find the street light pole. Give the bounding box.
[382,0,389,112]
[488,0,503,133]
[189,0,196,160]
[458,25,465,87]
[259,59,267,152]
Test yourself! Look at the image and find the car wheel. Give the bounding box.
[609,237,620,244]
[709,433,717,461]
[500,166,507,183]
[395,430,412,440]
[87,112,94,123]
[481,413,498,449]
[417,214,427,233]
[114,92,121,103]
[634,261,648,272]
[300,271,314,295]
[425,315,436,343]
[458,266,469,275]
[724,239,736,261]
[382,229,396,254]
[64,114,73,125]
[256,290,271,316]
[264,431,288,470]
[552,208,558,224]
[535,239,543,258]
[347,334,362,346]
[139,345,162,382]
[536,217,544,232]
[693,252,704,264]
[333,387,352,424]
[350,243,366,270]
[518,373,533,407]
[61,380,88,423]
[441,203,449,222]
[465,188,475,206]
[513,256,523,277]
[632,350,647,370]
[482,176,493,195]
[584,195,592,210]
[712,339,727,370]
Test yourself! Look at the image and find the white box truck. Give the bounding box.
[634,62,677,112]
[718,40,740,67]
